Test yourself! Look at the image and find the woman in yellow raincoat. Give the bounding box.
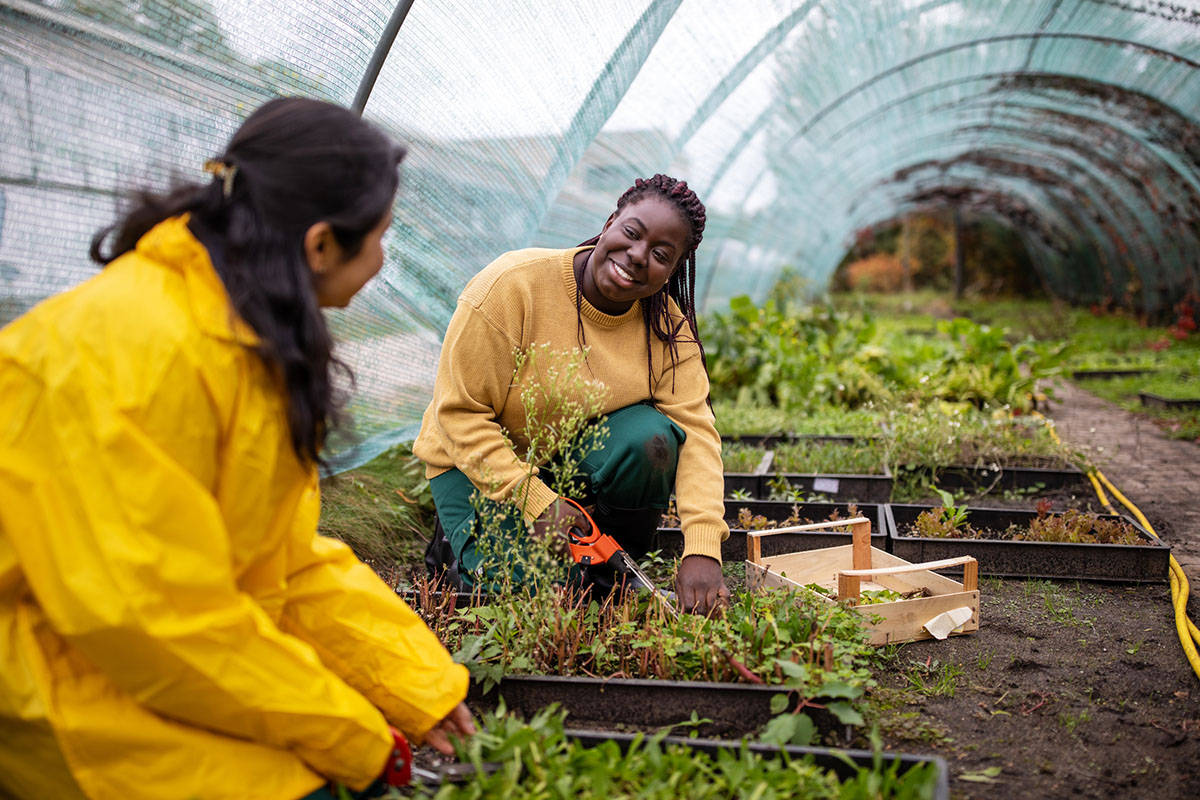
[0,98,471,800]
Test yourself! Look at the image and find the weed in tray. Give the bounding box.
[731,503,861,533]
[401,703,940,800]
[902,658,964,698]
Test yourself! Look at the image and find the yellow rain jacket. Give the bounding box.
[0,217,468,800]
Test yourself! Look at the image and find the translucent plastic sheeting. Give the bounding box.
[2,0,1199,471]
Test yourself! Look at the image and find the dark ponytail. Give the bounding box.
[91,98,405,469]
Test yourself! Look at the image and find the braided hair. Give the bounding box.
[577,174,709,398]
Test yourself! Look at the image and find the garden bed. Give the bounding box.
[720,433,876,448]
[467,674,840,739]
[567,730,950,800]
[935,464,1089,493]
[767,469,894,504]
[1071,368,1154,380]
[885,504,1170,582]
[1139,391,1200,410]
[657,501,887,561]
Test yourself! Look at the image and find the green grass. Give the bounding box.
[318,442,436,579]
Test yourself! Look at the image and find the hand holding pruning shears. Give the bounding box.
[376,704,476,789]
[538,497,730,617]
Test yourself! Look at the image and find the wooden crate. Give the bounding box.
[745,517,980,646]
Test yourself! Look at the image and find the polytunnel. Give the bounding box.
[2,0,1198,468]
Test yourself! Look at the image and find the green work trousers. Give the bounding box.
[427,403,685,591]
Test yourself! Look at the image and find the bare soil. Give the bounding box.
[871,381,1200,798]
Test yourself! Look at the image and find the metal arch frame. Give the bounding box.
[892,171,1122,303]
[823,107,1176,258]
[845,147,1134,300]
[842,167,1112,304]
[799,125,1148,281]
[702,30,1198,205]
[808,78,1200,293]
[856,136,1153,300]
[869,184,1071,300]
[818,73,1200,198]
[734,124,1136,306]
[351,0,418,114]
[697,31,1198,305]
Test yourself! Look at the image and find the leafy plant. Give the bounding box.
[902,658,964,697]
[911,487,974,538]
[415,584,878,712]
[772,439,887,475]
[406,704,940,799]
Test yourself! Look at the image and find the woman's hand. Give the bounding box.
[423,703,476,755]
[530,498,580,557]
[675,555,730,616]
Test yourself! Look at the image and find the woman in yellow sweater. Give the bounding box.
[0,98,470,800]
[415,174,730,614]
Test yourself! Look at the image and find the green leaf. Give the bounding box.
[769,693,790,715]
[759,713,798,746]
[775,659,809,680]
[789,713,816,746]
[825,700,864,726]
[959,766,1003,783]
[818,680,863,700]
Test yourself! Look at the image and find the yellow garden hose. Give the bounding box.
[1089,469,1200,677]
[1031,412,1200,679]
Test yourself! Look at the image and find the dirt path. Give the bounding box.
[1045,380,1200,590]
[873,379,1200,799]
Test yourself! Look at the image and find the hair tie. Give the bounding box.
[202,159,238,199]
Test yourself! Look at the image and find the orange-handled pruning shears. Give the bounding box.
[561,499,764,683]
[561,497,676,611]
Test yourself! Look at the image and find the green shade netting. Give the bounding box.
[2,0,1198,469]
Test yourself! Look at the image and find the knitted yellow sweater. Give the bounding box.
[413,247,728,562]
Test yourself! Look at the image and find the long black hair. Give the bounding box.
[577,174,709,394]
[91,97,405,468]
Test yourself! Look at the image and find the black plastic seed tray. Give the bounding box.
[656,501,886,561]
[935,464,1089,493]
[770,468,893,504]
[1139,391,1200,410]
[721,433,874,448]
[724,472,765,498]
[468,674,836,739]
[565,730,950,800]
[1072,368,1154,380]
[885,504,1170,583]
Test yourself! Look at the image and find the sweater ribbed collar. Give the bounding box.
[561,246,643,328]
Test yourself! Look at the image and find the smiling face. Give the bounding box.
[581,196,692,314]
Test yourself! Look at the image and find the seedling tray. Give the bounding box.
[1072,368,1154,380]
[566,730,950,800]
[720,433,873,448]
[770,468,893,504]
[724,472,765,497]
[1139,391,1200,410]
[885,504,1170,583]
[936,464,1088,493]
[656,501,886,561]
[746,517,980,645]
[467,674,837,739]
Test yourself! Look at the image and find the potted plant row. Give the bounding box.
[722,438,893,503]
[884,493,1170,583]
